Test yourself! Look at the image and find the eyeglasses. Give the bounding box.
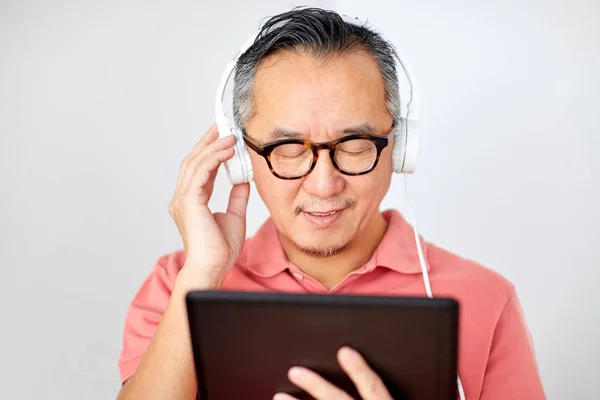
[242,126,393,180]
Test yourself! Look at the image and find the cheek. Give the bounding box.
[351,163,393,207]
[352,178,386,203]
[252,157,300,213]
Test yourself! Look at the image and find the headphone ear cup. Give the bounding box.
[220,127,253,184]
[402,119,419,173]
[235,128,253,183]
[392,119,406,173]
[392,118,419,174]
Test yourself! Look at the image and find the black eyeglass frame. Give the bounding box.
[242,126,394,180]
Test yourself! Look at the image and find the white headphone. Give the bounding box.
[215,15,420,185]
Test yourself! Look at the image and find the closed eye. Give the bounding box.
[338,149,373,156]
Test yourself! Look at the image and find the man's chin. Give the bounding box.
[294,242,348,258]
[290,232,351,257]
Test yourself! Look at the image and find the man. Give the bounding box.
[117,7,545,400]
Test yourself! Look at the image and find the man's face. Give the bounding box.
[245,50,394,256]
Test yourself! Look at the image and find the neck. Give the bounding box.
[280,212,388,290]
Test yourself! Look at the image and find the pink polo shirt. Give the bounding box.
[119,210,545,399]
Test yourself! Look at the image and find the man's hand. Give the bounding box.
[168,123,250,289]
[273,347,394,400]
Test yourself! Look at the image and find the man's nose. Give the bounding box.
[301,149,345,199]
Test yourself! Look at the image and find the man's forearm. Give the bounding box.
[117,278,204,400]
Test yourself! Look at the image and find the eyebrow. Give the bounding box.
[267,123,379,140]
[268,128,304,140]
[342,123,379,136]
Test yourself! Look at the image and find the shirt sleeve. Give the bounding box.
[118,254,180,383]
[479,289,546,399]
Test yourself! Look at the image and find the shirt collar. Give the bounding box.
[242,218,290,278]
[242,209,430,278]
[373,209,431,274]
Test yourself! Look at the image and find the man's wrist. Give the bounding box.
[173,264,225,294]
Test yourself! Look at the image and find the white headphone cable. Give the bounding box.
[403,174,466,400]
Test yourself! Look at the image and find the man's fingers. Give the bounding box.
[174,126,217,192]
[175,124,230,188]
[338,347,393,400]
[179,134,236,191]
[181,147,236,201]
[179,124,219,169]
[187,134,236,173]
[286,366,353,400]
[190,124,220,158]
[227,183,250,218]
[274,350,390,400]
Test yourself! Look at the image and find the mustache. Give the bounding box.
[294,197,357,216]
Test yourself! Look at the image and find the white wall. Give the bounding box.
[0,0,598,399]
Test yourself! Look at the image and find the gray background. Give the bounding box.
[1,0,598,398]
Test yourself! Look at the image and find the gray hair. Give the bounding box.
[232,7,400,130]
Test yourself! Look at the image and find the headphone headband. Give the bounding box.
[215,15,420,125]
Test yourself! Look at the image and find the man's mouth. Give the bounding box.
[305,210,342,216]
[301,208,345,227]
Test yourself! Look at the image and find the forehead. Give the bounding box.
[247,50,390,140]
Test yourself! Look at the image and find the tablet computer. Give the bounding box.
[186,291,459,400]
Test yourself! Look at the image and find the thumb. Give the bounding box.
[226,183,250,218]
